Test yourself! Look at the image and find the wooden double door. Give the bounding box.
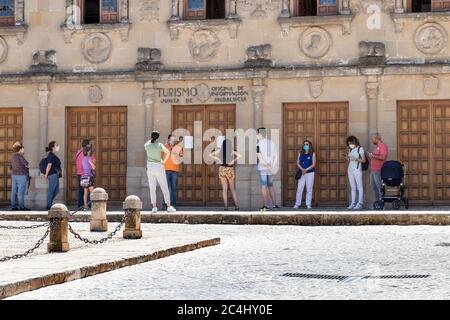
[66,107,127,203]
[173,105,236,206]
[397,100,450,205]
[0,108,23,203]
[283,102,349,207]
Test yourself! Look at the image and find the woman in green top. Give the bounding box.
[145,131,176,213]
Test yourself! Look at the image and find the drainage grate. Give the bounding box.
[282,273,430,281]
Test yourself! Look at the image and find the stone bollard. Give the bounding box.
[47,204,70,252]
[123,195,143,239]
[90,188,109,232]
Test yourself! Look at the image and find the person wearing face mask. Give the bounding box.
[9,142,30,211]
[44,141,62,210]
[163,134,184,210]
[293,140,316,209]
[344,136,366,210]
[368,133,388,206]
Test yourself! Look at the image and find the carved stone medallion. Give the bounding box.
[88,85,103,103]
[299,27,332,59]
[414,23,448,55]
[308,79,323,99]
[139,0,160,21]
[82,33,112,64]
[195,83,211,103]
[423,76,439,96]
[189,29,221,62]
[0,37,7,64]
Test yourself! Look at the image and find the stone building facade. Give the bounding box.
[1,0,450,209]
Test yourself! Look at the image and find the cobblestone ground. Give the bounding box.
[3,223,450,300]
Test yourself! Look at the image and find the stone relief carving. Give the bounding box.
[308,79,323,99]
[299,27,332,59]
[359,41,386,65]
[414,23,448,55]
[135,48,163,71]
[88,85,103,103]
[245,44,273,67]
[238,0,281,18]
[352,0,395,14]
[195,83,211,103]
[0,37,7,64]
[30,50,57,73]
[189,29,221,62]
[82,33,112,64]
[423,76,439,96]
[139,0,160,21]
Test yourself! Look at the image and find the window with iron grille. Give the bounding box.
[0,0,14,26]
[184,0,226,20]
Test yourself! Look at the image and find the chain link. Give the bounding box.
[0,221,55,263]
[68,213,128,245]
[0,222,50,230]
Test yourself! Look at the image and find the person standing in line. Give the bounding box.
[293,140,316,210]
[44,141,62,210]
[10,142,30,211]
[75,139,96,209]
[81,146,96,211]
[344,136,366,210]
[256,127,280,211]
[210,138,242,211]
[368,133,388,206]
[145,131,176,213]
[163,135,184,210]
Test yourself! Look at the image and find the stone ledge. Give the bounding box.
[0,24,28,45]
[390,11,450,32]
[0,237,220,299]
[278,14,355,36]
[60,22,131,43]
[167,18,241,40]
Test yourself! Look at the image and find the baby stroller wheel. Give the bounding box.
[392,200,401,210]
[373,200,384,211]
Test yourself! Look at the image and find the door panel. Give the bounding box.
[283,102,348,206]
[0,108,22,203]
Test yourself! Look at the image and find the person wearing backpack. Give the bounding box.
[344,136,366,210]
[43,141,62,210]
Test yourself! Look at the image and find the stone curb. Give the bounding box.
[1,213,450,225]
[0,237,220,300]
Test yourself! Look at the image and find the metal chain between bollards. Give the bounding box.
[68,212,128,245]
[0,222,50,230]
[0,220,55,263]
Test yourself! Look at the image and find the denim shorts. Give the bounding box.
[258,171,273,187]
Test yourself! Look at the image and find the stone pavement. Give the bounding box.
[0,208,450,225]
[0,221,220,299]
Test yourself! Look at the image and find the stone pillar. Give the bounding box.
[38,83,50,157]
[143,82,156,141]
[123,195,143,239]
[47,204,70,252]
[280,0,290,18]
[170,0,180,20]
[90,188,109,232]
[341,0,351,14]
[120,0,129,22]
[228,0,238,18]
[395,0,405,13]
[366,78,380,147]
[15,0,25,25]
[252,78,266,129]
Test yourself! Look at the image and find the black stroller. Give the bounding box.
[373,160,408,210]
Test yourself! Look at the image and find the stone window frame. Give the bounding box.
[61,0,131,44]
[391,0,450,32]
[0,0,27,45]
[167,0,241,40]
[277,0,354,36]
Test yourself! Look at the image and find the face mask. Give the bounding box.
[55,145,60,152]
[303,145,310,151]
[170,137,176,144]
[20,148,25,154]
[349,144,355,149]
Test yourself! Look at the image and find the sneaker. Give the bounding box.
[11,207,19,211]
[293,205,300,209]
[307,206,312,209]
[151,207,158,213]
[353,203,363,210]
[167,206,177,213]
[260,206,270,211]
[272,205,280,210]
[19,207,31,211]
[347,203,355,210]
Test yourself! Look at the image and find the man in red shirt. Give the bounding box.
[369,133,388,206]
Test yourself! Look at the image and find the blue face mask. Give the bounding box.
[303,145,310,151]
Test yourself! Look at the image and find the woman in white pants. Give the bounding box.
[145,131,176,213]
[294,140,316,209]
[345,136,366,210]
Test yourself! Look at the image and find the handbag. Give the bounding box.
[295,169,302,180]
[80,175,91,188]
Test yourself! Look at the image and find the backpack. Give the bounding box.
[358,147,370,171]
[39,157,48,175]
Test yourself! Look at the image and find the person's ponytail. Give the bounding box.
[46,141,56,153]
[150,131,160,143]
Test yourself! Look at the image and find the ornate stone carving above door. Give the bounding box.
[299,27,332,59]
[0,37,7,63]
[189,29,221,62]
[308,79,323,99]
[139,0,160,21]
[88,85,103,103]
[423,76,439,96]
[82,33,112,64]
[414,22,448,55]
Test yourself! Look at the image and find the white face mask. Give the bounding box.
[170,137,176,144]
[349,144,355,149]
[55,145,60,152]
